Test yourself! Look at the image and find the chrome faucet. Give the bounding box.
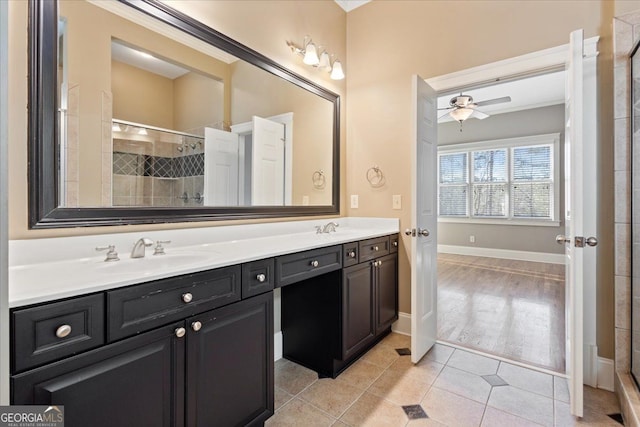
[131,238,154,258]
[322,222,339,233]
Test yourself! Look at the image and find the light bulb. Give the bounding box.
[330,60,345,80]
[318,51,331,71]
[303,42,319,65]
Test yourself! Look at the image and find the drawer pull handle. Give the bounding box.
[310,260,319,268]
[182,293,193,303]
[348,251,356,258]
[55,324,72,338]
[175,327,186,338]
[373,246,379,251]
[191,321,202,332]
[256,274,266,283]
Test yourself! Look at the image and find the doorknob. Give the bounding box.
[585,237,598,247]
[556,235,570,244]
[404,228,415,236]
[418,228,430,237]
[575,236,598,247]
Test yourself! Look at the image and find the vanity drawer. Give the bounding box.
[242,258,275,298]
[12,294,105,373]
[390,234,399,253]
[359,236,390,262]
[107,265,240,341]
[275,245,342,287]
[343,242,359,267]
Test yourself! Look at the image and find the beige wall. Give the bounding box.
[112,61,175,128]
[174,72,225,133]
[345,1,614,358]
[7,0,346,239]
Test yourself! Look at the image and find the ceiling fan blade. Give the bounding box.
[471,109,490,120]
[438,111,452,120]
[474,96,511,107]
[437,107,453,110]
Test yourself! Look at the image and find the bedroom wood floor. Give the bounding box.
[437,253,566,373]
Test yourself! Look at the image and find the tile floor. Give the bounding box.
[266,333,622,427]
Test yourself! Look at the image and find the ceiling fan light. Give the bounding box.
[330,60,345,80]
[303,42,320,65]
[450,107,474,122]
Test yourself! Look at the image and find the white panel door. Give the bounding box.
[252,116,285,205]
[204,127,239,206]
[561,29,598,418]
[410,75,438,363]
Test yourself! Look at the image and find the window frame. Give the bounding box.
[437,133,560,227]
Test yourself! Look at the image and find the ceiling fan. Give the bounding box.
[439,94,512,127]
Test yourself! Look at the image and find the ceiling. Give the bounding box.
[111,41,191,79]
[334,0,371,12]
[437,70,565,123]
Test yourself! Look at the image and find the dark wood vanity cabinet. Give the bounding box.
[11,263,274,427]
[186,292,273,427]
[12,321,186,427]
[282,235,399,378]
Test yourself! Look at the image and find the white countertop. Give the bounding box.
[9,217,399,307]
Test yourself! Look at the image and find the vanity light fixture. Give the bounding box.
[287,36,345,80]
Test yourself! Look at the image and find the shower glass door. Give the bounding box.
[631,40,640,387]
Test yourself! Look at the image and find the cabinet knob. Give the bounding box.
[191,321,202,332]
[256,273,266,283]
[182,293,193,303]
[378,260,383,266]
[310,260,319,268]
[175,327,186,338]
[393,241,398,247]
[348,251,356,258]
[373,246,379,251]
[372,261,378,267]
[55,324,72,338]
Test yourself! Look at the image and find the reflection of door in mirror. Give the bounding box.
[205,115,292,207]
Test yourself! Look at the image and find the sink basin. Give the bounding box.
[93,251,213,274]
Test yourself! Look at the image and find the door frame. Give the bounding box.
[0,0,9,405]
[424,36,599,384]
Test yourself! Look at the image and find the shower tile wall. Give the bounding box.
[112,137,204,207]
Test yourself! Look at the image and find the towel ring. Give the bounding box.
[312,170,326,189]
[366,165,385,187]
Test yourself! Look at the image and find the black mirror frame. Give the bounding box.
[28,0,340,228]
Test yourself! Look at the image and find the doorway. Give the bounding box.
[421,36,599,382]
[435,73,567,373]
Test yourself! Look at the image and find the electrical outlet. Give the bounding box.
[302,195,309,206]
[469,235,475,243]
[392,195,402,210]
[350,195,359,209]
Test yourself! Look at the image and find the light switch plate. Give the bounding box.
[350,195,359,209]
[392,195,402,210]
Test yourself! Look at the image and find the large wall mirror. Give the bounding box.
[29,0,340,228]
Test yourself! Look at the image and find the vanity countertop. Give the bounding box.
[9,217,399,308]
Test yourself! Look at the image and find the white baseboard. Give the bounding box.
[438,244,565,265]
[274,331,282,362]
[392,312,411,336]
[597,357,615,391]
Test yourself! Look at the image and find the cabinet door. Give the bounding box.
[12,322,185,427]
[375,253,398,335]
[342,263,375,360]
[186,292,274,427]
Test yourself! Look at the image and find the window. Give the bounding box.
[437,134,559,225]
